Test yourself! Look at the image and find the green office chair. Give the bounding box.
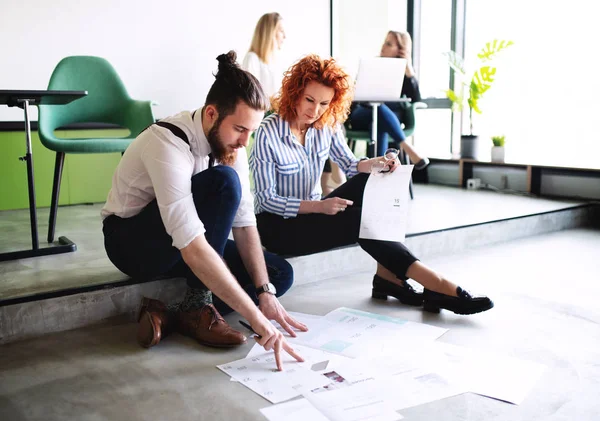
[38,56,154,243]
[345,101,427,200]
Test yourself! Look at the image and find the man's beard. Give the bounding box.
[207,119,237,167]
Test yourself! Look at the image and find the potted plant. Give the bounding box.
[444,39,514,159]
[491,135,505,162]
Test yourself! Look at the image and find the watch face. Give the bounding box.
[258,283,277,295]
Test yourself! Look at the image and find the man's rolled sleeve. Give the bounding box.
[142,135,206,250]
[162,195,206,249]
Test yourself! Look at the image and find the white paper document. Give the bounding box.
[272,312,338,341]
[332,351,467,411]
[217,344,332,404]
[303,379,403,421]
[360,165,414,242]
[433,342,547,405]
[289,307,446,358]
[222,308,543,417]
[243,341,352,371]
[324,307,448,342]
[232,341,350,384]
[261,309,445,359]
[260,398,330,421]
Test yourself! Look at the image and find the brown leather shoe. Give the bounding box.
[176,304,247,348]
[136,297,175,349]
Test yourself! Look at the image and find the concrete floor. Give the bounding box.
[1,227,599,421]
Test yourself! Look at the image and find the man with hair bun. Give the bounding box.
[101,51,305,370]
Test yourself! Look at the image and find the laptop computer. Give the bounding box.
[352,57,407,102]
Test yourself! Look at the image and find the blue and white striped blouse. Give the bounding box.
[250,113,360,218]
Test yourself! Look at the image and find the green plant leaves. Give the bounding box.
[478,40,514,62]
[469,66,497,113]
[444,39,513,133]
[442,51,466,75]
[491,135,506,146]
[445,89,463,111]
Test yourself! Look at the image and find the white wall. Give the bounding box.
[0,0,330,121]
[332,0,406,76]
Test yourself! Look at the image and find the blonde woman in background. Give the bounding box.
[242,12,286,99]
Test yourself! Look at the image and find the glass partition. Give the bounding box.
[332,0,455,158]
[465,0,599,167]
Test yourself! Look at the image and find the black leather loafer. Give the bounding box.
[414,158,430,171]
[423,286,494,315]
[371,274,423,306]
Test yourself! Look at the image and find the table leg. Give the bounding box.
[22,100,39,250]
[0,100,76,262]
[370,103,379,158]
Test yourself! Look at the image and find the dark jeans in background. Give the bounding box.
[349,103,407,157]
[103,166,293,314]
[256,173,418,281]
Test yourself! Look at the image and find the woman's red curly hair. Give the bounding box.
[271,54,353,130]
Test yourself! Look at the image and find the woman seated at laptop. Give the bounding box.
[249,54,494,315]
[346,30,429,170]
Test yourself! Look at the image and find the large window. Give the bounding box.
[418,0,453,99]
[332,0,455,159]
[332,1,599,168]
[464,0,599,168]
[414,0,454,158]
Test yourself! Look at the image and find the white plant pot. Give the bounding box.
[491,146,505,162]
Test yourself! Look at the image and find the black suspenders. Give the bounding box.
[150,111,214,167]
[142,109,196,145]
[154,121,189,145]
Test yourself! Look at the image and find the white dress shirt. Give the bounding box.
[250,113,360,218]
[242,52,278,98]
[101,109,256,250]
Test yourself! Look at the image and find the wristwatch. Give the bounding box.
[255,282,277,297]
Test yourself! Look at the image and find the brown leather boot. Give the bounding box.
[136,297,175,349]
[176,304,247,348]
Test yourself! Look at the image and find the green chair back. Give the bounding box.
[38,56,154,153]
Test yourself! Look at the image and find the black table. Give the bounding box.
[0,90,87,262]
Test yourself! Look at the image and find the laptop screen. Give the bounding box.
[353,57,407,102]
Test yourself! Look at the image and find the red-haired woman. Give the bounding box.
[249,55,493,316]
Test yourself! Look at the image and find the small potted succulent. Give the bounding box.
[491,135,505,162]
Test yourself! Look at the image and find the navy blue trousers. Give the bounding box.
[349,103,407,157]
[103,166,293,313]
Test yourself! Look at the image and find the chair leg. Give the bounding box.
[400,149,415,200]
[48,152,65,243]
[349,139,356,153]
[367,142,376,158]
